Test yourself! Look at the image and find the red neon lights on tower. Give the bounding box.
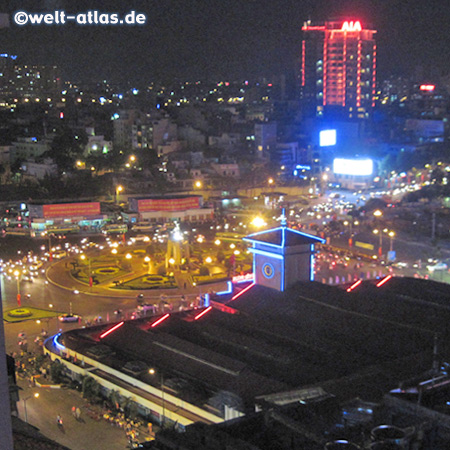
[301,40,306,86]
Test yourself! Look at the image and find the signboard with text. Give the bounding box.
[43,202,101,218]
[137,197,200,212]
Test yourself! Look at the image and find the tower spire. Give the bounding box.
[281,208,287,227]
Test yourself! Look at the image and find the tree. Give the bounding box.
[45,126,88,173]
[82,376,101,402]
[50,360,64,383]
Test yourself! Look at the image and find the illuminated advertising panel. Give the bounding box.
[333,158,373,176]
[319,129,337,147]
[43,202,101,218]
[137,197,200,212]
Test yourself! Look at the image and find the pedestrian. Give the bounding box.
[72,406,76,417]
[76,407,81,420]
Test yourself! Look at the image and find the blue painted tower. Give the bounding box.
[243,213,325,292]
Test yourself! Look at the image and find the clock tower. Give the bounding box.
[243,213,325,292]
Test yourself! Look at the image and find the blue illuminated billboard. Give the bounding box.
[319,129,337,147]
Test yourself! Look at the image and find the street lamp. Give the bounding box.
[23,392,39,423]
[80,254,93,287]
[116,185,123,204]
[251,216,266,228]
[373,229,383,257]
[373,209,383,218]
[149,369,165,427]
[13,270,22,306]
[388,231,395,252]
[144,256,151,274]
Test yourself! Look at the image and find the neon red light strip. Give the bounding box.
[100,321,124,339]
[372,44,377,107]
[346,279,362,292]
[301,40,306,87]
[194,306,212,321]
[356,39,362,107]
[376,275,392,287]
[151,313,170,328]
[231,282,255,301]
[343,34,347,107]
[323,33,327,106]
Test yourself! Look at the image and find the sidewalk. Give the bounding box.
[17,379,130,450]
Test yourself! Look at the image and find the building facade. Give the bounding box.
[301,20,377,120]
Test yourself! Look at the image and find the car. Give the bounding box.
[29,261,43,271]
[58,314,82,323]
[130,235,150,243]
[426,262,448,272]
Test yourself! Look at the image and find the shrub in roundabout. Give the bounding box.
[8,308,33,318]
[94,267,120,275]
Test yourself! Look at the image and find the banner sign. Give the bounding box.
[43,202,101,218]
[137,197,200,212]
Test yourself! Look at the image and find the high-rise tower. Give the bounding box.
[301,20,377,120]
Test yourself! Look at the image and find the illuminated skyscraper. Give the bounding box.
[301,20,377,119]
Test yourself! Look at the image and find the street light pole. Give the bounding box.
[13,270,21,306]
[23,393,39,423]
[149,369,165,428]
[389,231,395,253]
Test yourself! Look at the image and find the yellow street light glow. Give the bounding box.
[251,217,266,228]
[111,248,118,254]
[116,185,124,194]
[130,155,136,162]
[268,178,274,184]
[195,180,202,188]
[197,236,204,243]
[205,256,212,264]
[144,256,151,263]
[13,270,20,277]
[230,243,236,249]
[214,239,221,245]
[125,253,132,259]
[388,231,395,238]
[149,368,155,375]
[169,258,175,265]
[373,210,383,217]
[234,250,240,255]
[80,254,86,260]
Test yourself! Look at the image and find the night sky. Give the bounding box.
[2,0,450,83]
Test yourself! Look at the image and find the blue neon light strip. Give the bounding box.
[243,226,325,248]
[204,293,210,307]
[53,333,66,351]
[249,248,284,260]
[216,281,233,295]
[310,254,315,281]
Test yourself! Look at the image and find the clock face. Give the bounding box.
[262,263,274,279]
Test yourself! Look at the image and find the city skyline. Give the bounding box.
[1,0,450,83]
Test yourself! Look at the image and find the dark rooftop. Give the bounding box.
[59,277,450,413]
